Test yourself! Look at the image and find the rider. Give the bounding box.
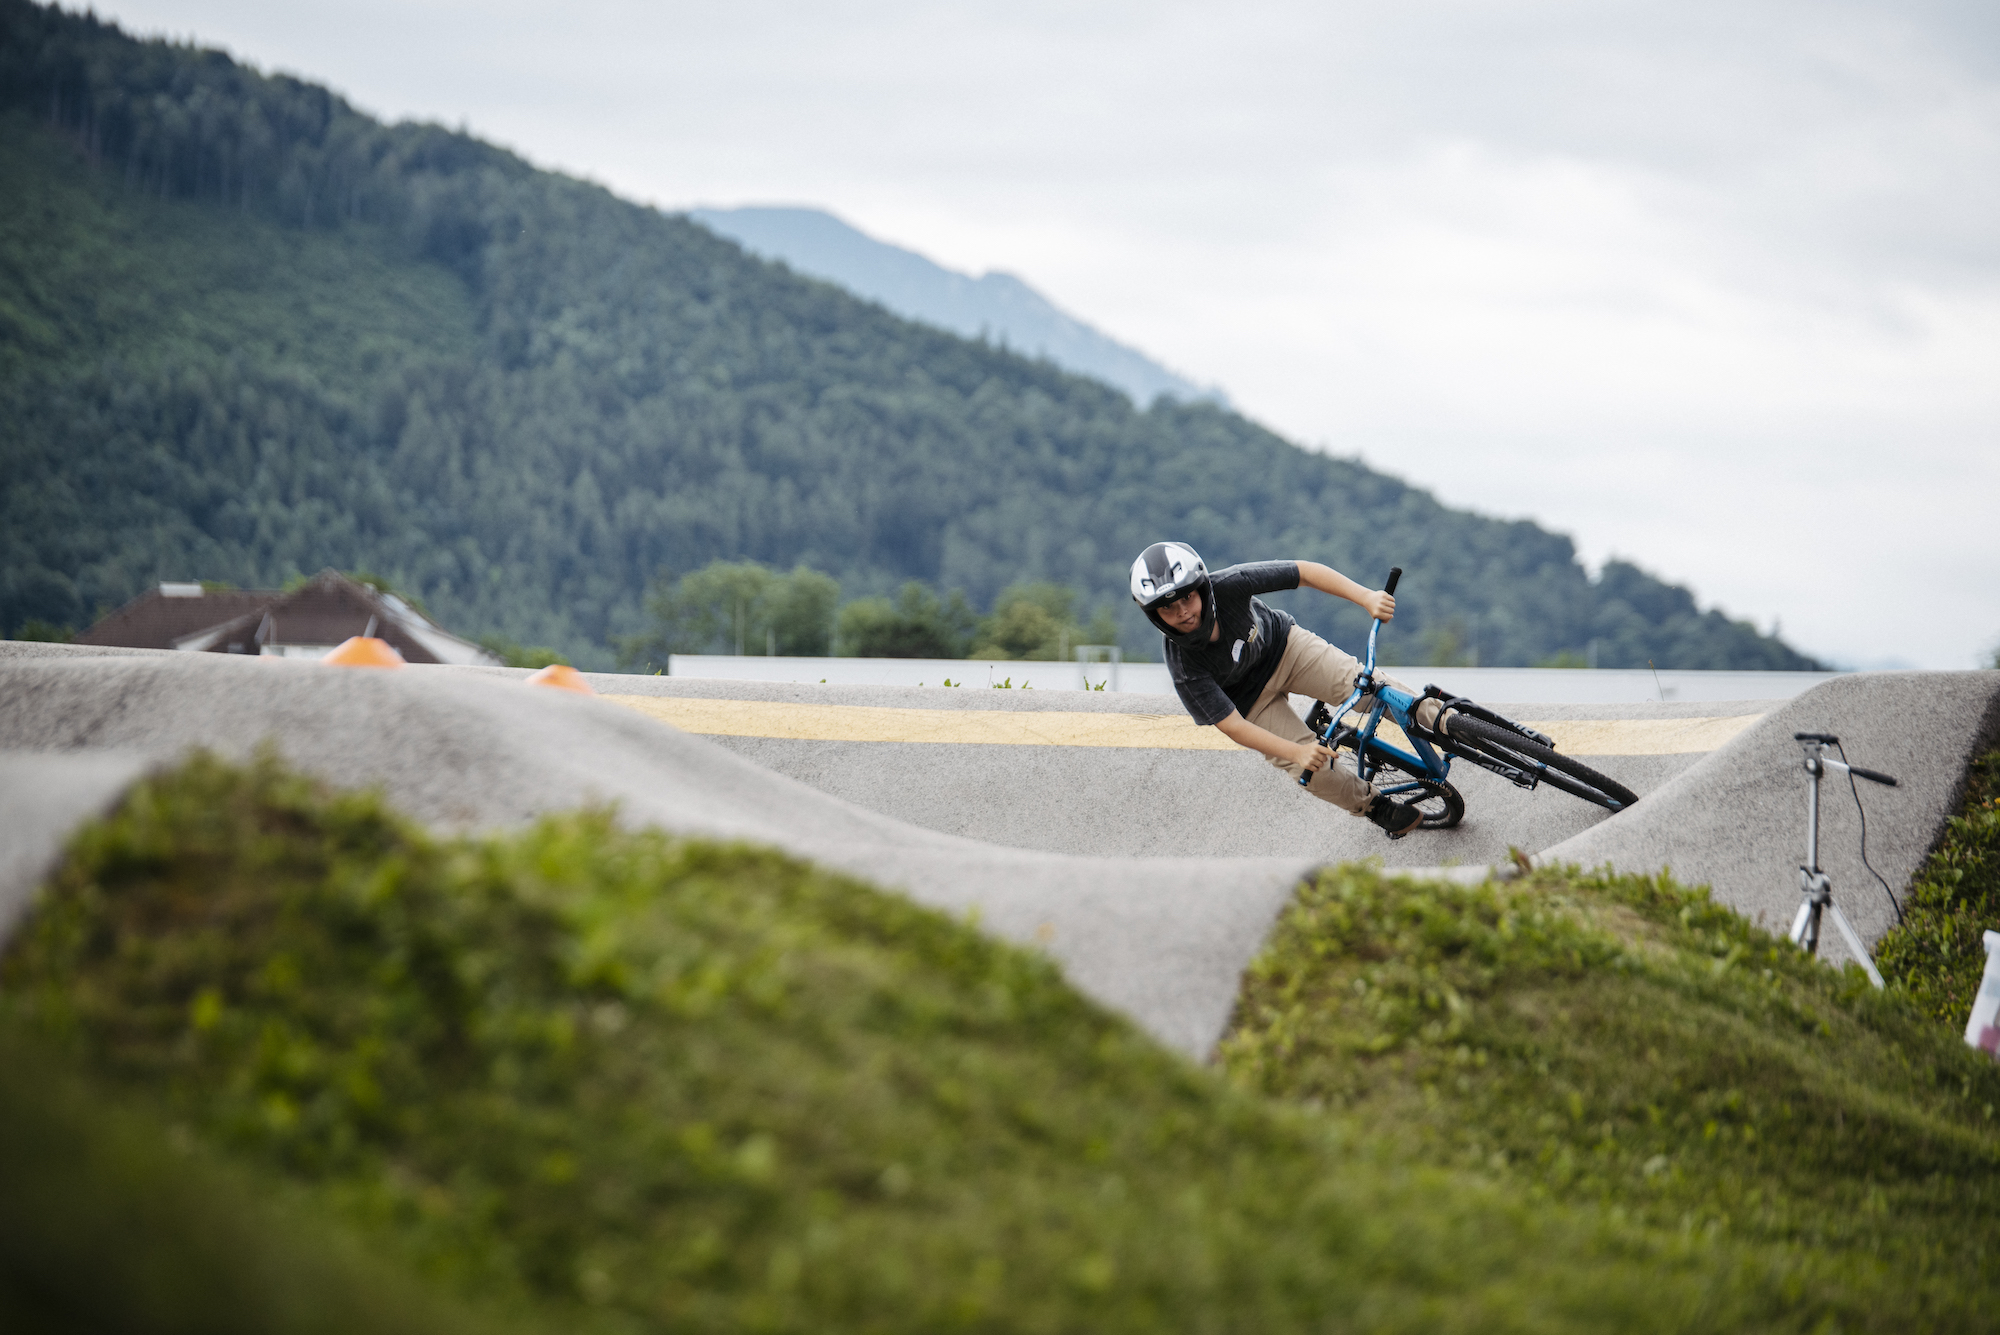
[1130,541,1443,839]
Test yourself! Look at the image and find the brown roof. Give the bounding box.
[76,588,273,651]
[184,579,444,663]
[75,571,497,666]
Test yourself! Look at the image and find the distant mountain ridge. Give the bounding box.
[690,206,1223,409]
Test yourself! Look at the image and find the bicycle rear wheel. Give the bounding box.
[1443,715,1639,812]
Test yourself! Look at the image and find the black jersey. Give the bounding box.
[1163,561,1300,725]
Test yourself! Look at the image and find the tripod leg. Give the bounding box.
[1827,901,1886,990]
[1789,900,1818,954]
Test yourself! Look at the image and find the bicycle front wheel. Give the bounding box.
[1374,771,1465,829]
[1444,715,1639,812]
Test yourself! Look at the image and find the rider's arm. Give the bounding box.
[1215,709,1333,773]
[1296,561,1394,622]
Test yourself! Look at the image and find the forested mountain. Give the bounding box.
[0,0,1820,672]
[690,206,1222,408]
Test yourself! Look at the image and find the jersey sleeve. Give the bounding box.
[1229,561,1302,596]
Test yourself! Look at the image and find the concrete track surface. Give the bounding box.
[2,643,1995,1057]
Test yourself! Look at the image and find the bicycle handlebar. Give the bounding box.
[1301,566,1403,788]
[1849,766,1898,787]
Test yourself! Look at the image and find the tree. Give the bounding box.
[969,583,1120,661]
[14,619,74,643]
[837,583,977,658]
[621,561,840,668]
[1418,619,1477,668]
[1,567,83,640]
[479,636,568,669]
[768,567,840,656]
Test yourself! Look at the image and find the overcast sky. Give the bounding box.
[95,0,2000,668]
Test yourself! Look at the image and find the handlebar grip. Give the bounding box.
[1298,722,1337,785]
[1384,567,1402,596]
[1794,731,1839,743]
[1851,766,1898,787]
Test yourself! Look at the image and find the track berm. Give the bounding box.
[3,641,1995,1057]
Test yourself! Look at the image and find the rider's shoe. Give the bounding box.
[1366,794,1425,840]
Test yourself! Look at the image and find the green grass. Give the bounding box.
[5,752,1999,1331]
[0,1037,504,1335]
[1876,748,2000,1026]
[1221,862,2000,1326]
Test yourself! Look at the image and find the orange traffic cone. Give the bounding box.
[323,636,405,668]
[524,663,594,694]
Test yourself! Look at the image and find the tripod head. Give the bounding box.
[1794,733,1898,787]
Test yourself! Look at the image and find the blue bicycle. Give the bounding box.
[1300,568,1640,827]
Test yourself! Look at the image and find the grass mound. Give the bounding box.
[0,1040,503,1335]
[1222,861,2000,1326]
[6,751,1998,1331]
[1877,748,2000,1026]
[0,752,1725,1333]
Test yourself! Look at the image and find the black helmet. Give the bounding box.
[1130,541,1215,649]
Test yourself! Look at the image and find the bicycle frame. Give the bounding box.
[1300,594,1456,797]
[1300,570,1554,796]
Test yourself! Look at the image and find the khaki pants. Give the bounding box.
[1244,628,1442,815]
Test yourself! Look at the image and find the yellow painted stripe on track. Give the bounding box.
[608,696,1240,749]
[607,696,1761,756]
[1532,715,1759,756]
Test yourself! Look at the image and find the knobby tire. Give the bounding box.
[1334,727,1465,828]
[1376,770,1465,829]
[1443,715,1639,812]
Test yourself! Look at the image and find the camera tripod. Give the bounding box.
[1788,732,1898,989]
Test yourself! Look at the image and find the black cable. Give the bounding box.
[1834,740,1903,923]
